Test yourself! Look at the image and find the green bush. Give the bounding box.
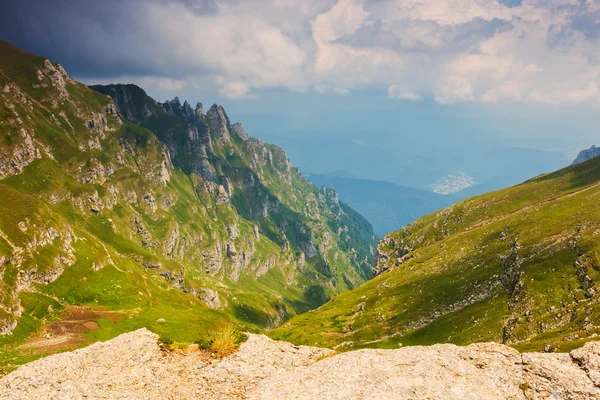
[158,335,174,347]
[195,325,248,357]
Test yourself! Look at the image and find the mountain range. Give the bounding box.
[257,131,568,197]
[4,39,600,385]
[0,41,376,371]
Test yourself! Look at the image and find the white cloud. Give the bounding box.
[144,1,309,96]
[432,172,477,195]
[388,85,421,101]
[216,79,256,99]
[313,85,350,95]
[62,0,600,106]
[435,77,475,104]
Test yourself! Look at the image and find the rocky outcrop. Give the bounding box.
[573,145,600,165]
[35,59,74,101]
[195,102,204,117]
[206,104,231,143]
[4,329,600,399]
[0,128,41,179]
[89,84,157,124]
[197,288,221,309]
[372,235,412,278]
[163,97,204,123]
[231,122,249,141]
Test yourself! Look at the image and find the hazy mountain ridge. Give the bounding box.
[257,132,567,198]
[0,41,376,370]
[306,173,455,237]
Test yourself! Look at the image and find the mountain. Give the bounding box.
[305,173,455,237]
[573,145,600,165]
[256,132,443,190]
[0,41,375,369]
[271,155,600,353]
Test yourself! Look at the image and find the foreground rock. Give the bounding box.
[2,329,600,399]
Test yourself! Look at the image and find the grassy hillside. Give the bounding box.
[0,41,375,373]
[271,156,600,353]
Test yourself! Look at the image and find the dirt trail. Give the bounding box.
[460,181,600,236]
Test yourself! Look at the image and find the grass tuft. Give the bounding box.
[195,324,248,358]
[157,335,174,349]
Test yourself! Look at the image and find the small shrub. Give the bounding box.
[195,325,248,358]
[519,382,532,392]
[158,335,174,348]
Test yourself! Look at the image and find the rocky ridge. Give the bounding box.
[3,328,600,399]
[573,145,600,165]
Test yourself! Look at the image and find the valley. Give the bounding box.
[3,0,600,397]
[2,41,600,373]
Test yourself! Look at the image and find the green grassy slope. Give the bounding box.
[271,156,600,353]
[0,41,376,372]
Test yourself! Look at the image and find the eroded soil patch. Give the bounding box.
[19,306,122,354]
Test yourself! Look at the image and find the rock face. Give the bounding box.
[3,329,600,400]
[573,145,600,165]
[372,235,412,278]
[89,83,159,124]
[231,122,249,141]
[206,104,231,143]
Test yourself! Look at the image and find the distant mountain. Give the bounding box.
[573,145,600,165]
[305,174,455,237]
[257,133,442,190]
[323,170,358,179]
[258,133,567,197]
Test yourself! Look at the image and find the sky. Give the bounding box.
[2,0,599,190]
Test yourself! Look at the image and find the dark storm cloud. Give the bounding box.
[498,0,522,8]
[547,1,600,51]
[0,0,218,78]
[335,17,513,54]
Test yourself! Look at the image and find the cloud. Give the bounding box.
[435,77,475,104]
[336,17,513,53]
[388,86,421,101]
[313,85,350,95]
[216,79,256,99]
[2,0,600,105]
[432,172,476,195]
